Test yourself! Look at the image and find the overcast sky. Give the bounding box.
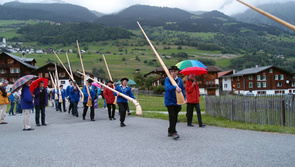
[1,0,295,15]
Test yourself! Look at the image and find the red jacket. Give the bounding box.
[185,79,200,104]
[103,85,115,104]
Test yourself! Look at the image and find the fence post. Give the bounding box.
[231,99,235,121]
[282,100,285,126]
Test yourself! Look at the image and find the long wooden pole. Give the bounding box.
[49,72,58,100]
[55,63,63,103]
[66,52,73,77]
[53,51,84,102]
[237,0,295,32]
[76,40,92,107]
[102,54,118,105]
[137,22,185,105]
[78,71,143,115]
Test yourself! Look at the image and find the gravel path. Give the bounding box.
[1,105,295,167]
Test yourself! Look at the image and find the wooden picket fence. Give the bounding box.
[204,95,295,127]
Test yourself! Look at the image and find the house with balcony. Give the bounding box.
[227,65,293,95]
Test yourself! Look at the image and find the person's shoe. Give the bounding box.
[0,122,8,124]
[36,124,41,126]
[23,128,34,131]
[109,118,112,121]
[187,124,194,127]
[168,132,173,137]
[120,122,126,127]
[112,117,116,120]
[83,116,85,120]
[42,124,47,126]
[199,124,206,128]
[91,119,95,121]
[172,133,180,139]
[56,109,58,111]
[128,112,131,115]
[76,115,78,117]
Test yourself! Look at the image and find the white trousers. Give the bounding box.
[0,104,7,123]
[22,109,31,129]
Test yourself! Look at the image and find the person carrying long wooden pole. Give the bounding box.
[55,63,66,112]
[102,54,117,120]
[77,40,96,121]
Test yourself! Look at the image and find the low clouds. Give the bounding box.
[1,0,295,15]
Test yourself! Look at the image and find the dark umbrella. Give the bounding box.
[29,77,48,94]
[11,75,38,93]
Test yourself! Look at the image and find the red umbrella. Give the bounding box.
[29,78,48,94]
[180,67,207,76]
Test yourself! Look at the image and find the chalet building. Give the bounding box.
[0,52,38,84]
[218,70,234,95]
[226,65,293,95]
[144,66,221,95]
[30,62,104,89]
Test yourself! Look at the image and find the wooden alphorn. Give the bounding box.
[55,63,63,103]
[137,21,186,105]
[78,72,143,115]
[76,40,92,107]
[102,54,118,105]
[49,72,58,100]
[66,52,73,77]
[237,0,295,32]
[53,51,84,102]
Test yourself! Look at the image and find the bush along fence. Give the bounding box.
[204,95,295,127]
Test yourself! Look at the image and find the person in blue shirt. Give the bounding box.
[82,79,96,121]
[165,66,186,139]
[70,81,80,117]
[66,79,74,114]
[21,80,34,131]
[58,85,66,112]
[52,86,59,111]
[114,78,135,127]
[8,90,15,116]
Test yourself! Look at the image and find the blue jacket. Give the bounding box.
[83,85,96,103]
[21,85,34,109]
[33,87,48,106]
[9,93,15,103]
[70,86,80,102]
[52,89,66,100]
[164,77,186,107]
[66,85,73,99]
[113,85,135,103]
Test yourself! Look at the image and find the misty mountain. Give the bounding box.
[1,1,98,22]
[233,2,295,32]
[91,10,104,18]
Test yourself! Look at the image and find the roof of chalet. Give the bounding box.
[218,70,233,78]
[228,65,290,77]
[207,66,221,72]
[2,52,38,70]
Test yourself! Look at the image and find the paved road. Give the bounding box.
[1,105,295,167]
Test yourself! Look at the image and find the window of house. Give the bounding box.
[59,73,66,77]
[249,82,253,88]
[0,69,4,74]
[263,82,267,88]
[257,82,261,88]
[237,83,240,88]
[224,78,227,81]
[45,73,49,78]
[206,81,208,85]
[292,82,295,87]
[269,68,273,73]
[262,75,267,80]
[277,82,282,87]
[237,77,240,81]
[224,84,228,88]
[7,59,14,64]
[249,75,253,80]
[274,75,278,80]
[280,74,284,80]
[257,75,261,80]
[1,78,4,82]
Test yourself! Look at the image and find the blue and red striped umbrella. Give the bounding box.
[11,75,38,93]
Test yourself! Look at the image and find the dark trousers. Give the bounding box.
[9,102,15,115]
[118,103,128,123]
[68,98,73,113]
[72,102,78,116]
[16,103,22,114]
[167,105,181,133]
[83,102,95,120]
[58,100,66,112]
[35,105,46,125]
[186,103,203,126]
[55,100,58,110]
[107,104,116,118]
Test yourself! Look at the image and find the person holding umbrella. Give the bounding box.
[103,80,116,120]
[21,80,35,131]
[185,74,206,128]
[0,80,11,124]
[33,81,48,126]
[165,66,186,139]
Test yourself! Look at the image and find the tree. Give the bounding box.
[133,73,145,87]
[122,57,126,61]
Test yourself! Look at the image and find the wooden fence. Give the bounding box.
[204,95,295,127]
